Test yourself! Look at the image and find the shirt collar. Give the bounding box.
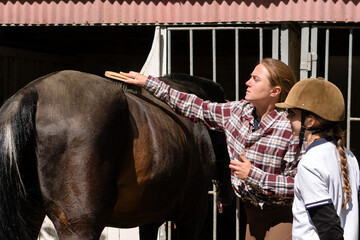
[259,109,282,130]
[306,137,335,153]
[242,102,284,131]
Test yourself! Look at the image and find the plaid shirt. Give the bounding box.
[144,76,301,207]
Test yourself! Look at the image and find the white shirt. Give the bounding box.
[292,138,360,240]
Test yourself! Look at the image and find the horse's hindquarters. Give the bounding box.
[35,71,130,239]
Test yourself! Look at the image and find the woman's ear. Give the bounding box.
[270,86,281,98]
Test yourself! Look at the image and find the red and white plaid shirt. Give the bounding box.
[144,76,302,207]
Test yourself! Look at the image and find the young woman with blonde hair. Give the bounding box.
[276,77,359,239]
[119,58,301,239]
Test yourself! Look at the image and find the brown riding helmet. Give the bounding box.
[275,77,345,122]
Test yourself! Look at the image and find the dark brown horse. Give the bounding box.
[0,70,233,240]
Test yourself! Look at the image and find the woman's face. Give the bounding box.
[287,108,302,136]
[245,64,276,105]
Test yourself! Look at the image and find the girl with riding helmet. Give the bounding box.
[276,77,360,240]
[119,58,302,239]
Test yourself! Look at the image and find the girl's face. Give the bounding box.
[245,64,278,105]
[287,108,302,136]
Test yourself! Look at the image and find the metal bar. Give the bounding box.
[280,25,289,65]
[167,26,273,31]
[325,29,330,80]
[189,29,193,76]
[167,29,172,74]
[346,29,353,148]
[259,28,263,62]
[310,27,318,78]
[236,198,240,240]
[300,26,310,80]
[167,222,171,240]
[213,184,217,240]
[234,28,240,240]
[272,27,279,59]
[235,28,240,101]
[350,117,360,121]
[212,29,217,82]
[161,27,168,76]
[311,25,360,30]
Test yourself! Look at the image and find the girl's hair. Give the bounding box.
[260,58,297,102]
[305,112,350,209]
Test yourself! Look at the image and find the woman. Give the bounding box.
[119,58,301,239]
[276,77,359,239]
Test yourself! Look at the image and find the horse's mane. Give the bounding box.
[160,73,226,103]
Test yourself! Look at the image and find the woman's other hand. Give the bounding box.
[229,153,252,180]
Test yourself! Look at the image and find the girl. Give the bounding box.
[119,58,301,239]
[276,77,360,239]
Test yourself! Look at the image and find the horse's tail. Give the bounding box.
[0,86,38,240]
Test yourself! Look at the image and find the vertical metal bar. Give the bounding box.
[347,29,353,148]
[158,26,162,76]
[310,27,318,78]
[300,26,310,80]
[212,29,217,82]
[189,29,194,76]
[259,28,263,62]
[280,25,289,65]
[160,27,168,76]
[166,32,175,240]
[235,28,240,101]
[211,28,218,240]
[213,183,217,240]
[167,222,171,240]
[166,20,172,230]
[325,28,330,80]
[236,198,240,240]
[234,28,240,240]
[212,28,218,240]
[272,27,279,60]
[167,29,172,74]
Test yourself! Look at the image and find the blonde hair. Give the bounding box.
[333,126,351,209]
[260,58,297,102]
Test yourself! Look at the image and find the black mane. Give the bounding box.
[160,73,226,103]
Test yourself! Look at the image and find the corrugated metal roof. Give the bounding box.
[1,0,360,25]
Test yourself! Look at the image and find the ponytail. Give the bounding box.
[324,125,350,209]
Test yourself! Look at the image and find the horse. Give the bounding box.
[0,70,233,240]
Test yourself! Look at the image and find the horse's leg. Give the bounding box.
[139,222,162,240]
[175,195,209,240]
[37,147,120,240]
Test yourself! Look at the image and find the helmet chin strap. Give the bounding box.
[294,111,306,162]
[295,111,330,162]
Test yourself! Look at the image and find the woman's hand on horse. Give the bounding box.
[229,153,252,180]
[119,71,148,87]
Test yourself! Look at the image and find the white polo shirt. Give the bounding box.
[292,138,360,240]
